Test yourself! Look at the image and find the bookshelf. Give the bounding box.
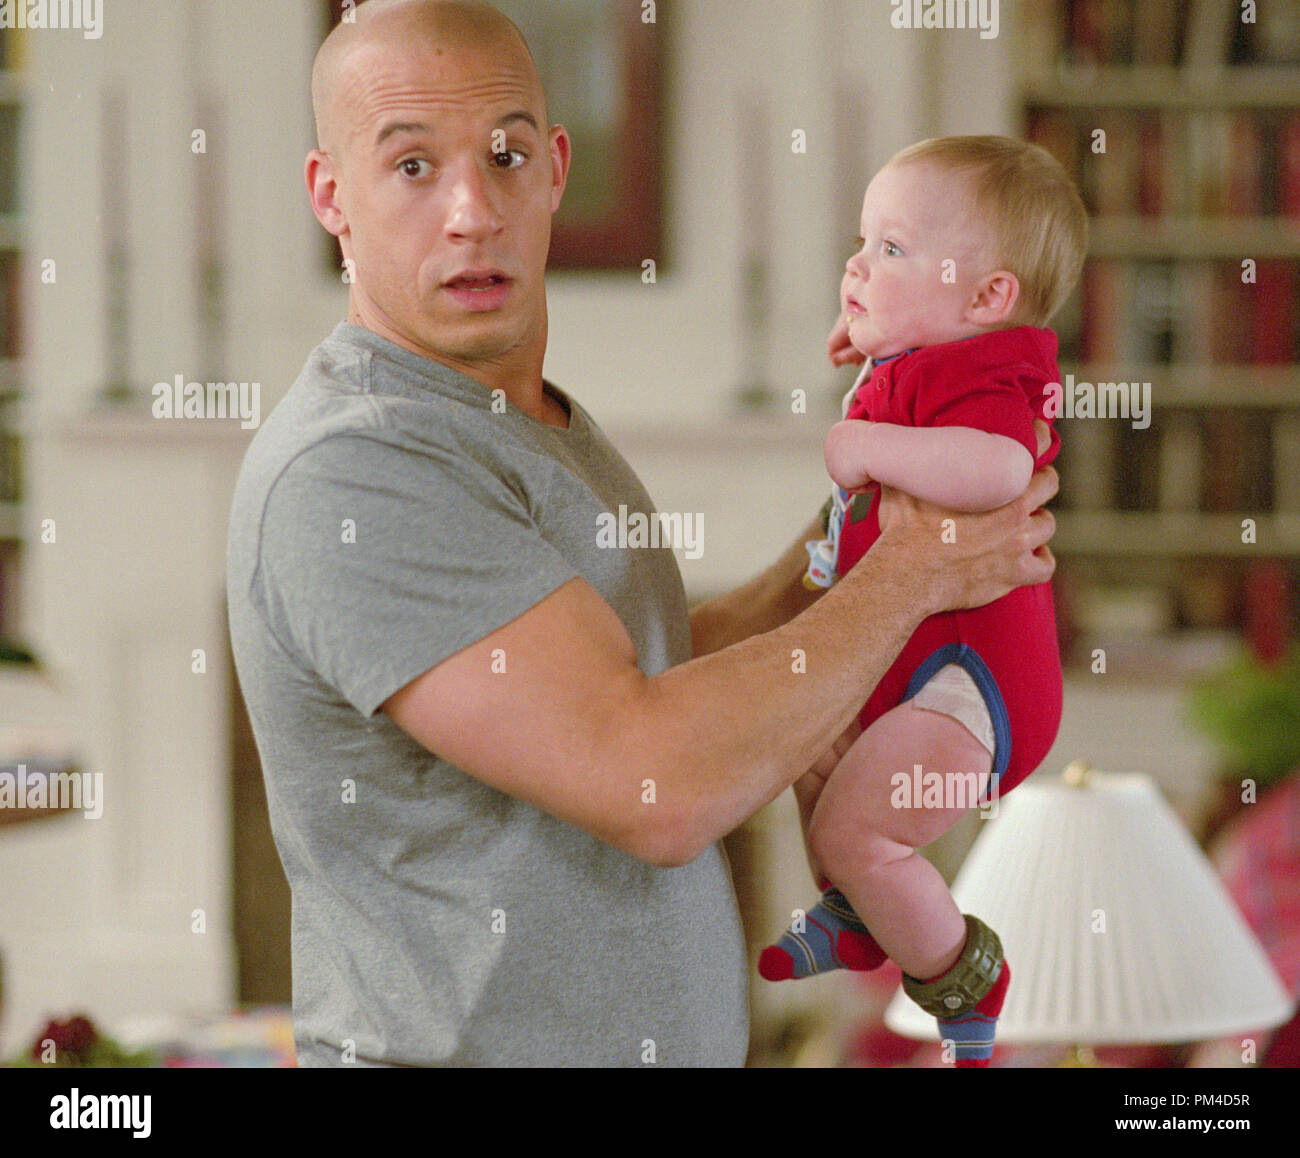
[0,26,24,644]
[1018,0,1300,643]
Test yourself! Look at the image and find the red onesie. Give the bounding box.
[833,326,1063,795]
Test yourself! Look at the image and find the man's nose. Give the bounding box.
[444,161,504,240]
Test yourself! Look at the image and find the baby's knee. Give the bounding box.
[808,809,897,881]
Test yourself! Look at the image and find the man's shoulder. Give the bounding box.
[235,324,484,504]
[238,326,382,482]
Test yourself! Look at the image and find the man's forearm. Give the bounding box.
[688,516,827,657]
[629,529,939,863]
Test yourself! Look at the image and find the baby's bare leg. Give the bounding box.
[807,699,992,981]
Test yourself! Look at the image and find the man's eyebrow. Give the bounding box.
[375,111,540,147]
[496,110,540,133]
[376,121,434,146]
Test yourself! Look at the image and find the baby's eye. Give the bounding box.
[851,235,865,253]
[882,240,901,256]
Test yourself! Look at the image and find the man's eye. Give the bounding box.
[399,158,432,178]
[492,149,526,169]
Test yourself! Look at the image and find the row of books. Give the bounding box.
[1058,558,1294,639]
[1028,108,1300,219]
[1056,409,1278,515]
[0,538,18,639]
[0,103,21,219]
[1056,258,1300,366]
[0,252,20,359]
[1024,0,1300,68]
[0,416,19,502]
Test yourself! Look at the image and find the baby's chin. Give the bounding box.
[853,337,911,360]
[854,328,981,359]
[848,319,920,361]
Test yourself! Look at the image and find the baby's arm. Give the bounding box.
[824,421,1034,513]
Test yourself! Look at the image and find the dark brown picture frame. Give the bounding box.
[323,0,666,271]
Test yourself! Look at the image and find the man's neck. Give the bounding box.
[347,310,569,430]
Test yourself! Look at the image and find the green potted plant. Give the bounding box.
[4,1014,156,1068]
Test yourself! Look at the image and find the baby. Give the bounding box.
[760,136,1088,1067]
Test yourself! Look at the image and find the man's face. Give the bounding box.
[328,34,567,369]
[841,160,993,360]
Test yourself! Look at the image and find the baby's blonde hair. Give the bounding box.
[889,135,1089,327]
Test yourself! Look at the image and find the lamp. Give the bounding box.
[883,762,1295,1060]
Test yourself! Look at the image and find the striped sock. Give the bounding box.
[937,958,1011,1068]
[758,885,887,980]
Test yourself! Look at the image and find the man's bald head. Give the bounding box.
[311,0,543,160]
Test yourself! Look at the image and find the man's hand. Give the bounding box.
[875,459,1058,614]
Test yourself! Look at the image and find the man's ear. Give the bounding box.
[305,149,348,238]
[549,125,572,213]
[967,269,1020,326]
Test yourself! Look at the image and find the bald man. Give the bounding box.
[226,0,1058,1067]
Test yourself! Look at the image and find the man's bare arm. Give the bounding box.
[689,516,825,658]
[382,471,1057,869]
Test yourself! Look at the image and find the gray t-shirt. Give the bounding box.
[226,322,749,1067]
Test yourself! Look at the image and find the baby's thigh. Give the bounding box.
[809,699,994,856]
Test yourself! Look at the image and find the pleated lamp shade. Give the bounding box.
[884,765,1295,1044]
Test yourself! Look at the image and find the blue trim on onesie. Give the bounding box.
[901,643,1011,783]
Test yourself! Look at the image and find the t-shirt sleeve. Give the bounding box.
[253,431,579,717]
[906,357,1046,463]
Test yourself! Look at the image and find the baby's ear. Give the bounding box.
[968,270,1020,326]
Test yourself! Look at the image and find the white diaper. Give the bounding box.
[909,663,996,755]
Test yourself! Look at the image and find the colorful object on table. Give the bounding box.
[1210,774,1300,1066]
[149,1006,297,1068]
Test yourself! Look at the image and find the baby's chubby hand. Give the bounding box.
[824,420,876,493]
[827,311,866,368]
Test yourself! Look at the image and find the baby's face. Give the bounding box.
[841,160,999,360]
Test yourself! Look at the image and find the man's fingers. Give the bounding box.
[1033,418,1052,459]
[1025,505,1056,552]
[1021,464,1059,512]
[1021,541,1056,586]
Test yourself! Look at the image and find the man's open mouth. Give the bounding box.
[443,271,513,310]
[446,272,509,291]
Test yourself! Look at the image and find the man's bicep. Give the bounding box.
[381,575,658,857]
